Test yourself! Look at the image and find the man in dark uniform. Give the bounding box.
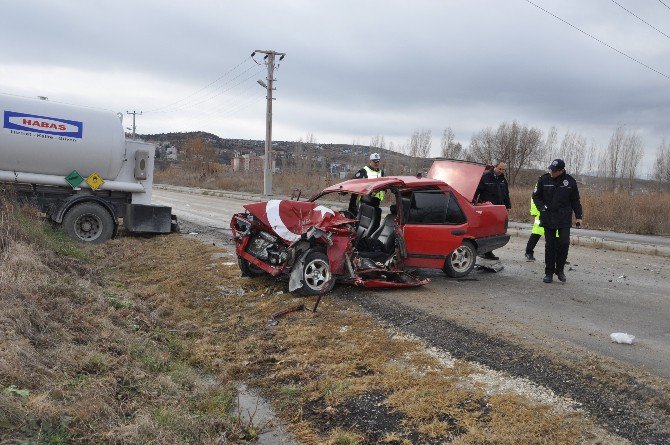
[474,161,511,260]
[532,159,583,283]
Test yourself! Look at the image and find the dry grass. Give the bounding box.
[510,186,670,235]
[1,197,624,443]
[0,199,243,444]
[156,165,339,198]
[96,235,618,443]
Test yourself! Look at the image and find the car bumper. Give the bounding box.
[474,234,511,254]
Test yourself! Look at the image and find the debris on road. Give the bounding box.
[610,333,635,344]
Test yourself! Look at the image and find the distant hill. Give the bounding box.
[137,131,419,173]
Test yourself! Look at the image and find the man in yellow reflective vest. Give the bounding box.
[349,153,385,214]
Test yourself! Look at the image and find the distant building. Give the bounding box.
[231,153,277,172]
[165,146,178,161]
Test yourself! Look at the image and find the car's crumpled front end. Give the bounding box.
[230,198,431,295]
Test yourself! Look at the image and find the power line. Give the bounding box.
[151,65,262,113]
[144,56,252,113]
[609,0,670,40]
[524,0,670,80]
[659,0,670,12]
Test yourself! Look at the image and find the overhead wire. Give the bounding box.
[658,0,670,12]
[195,90,266,131]
[188,79,262,121]
[524,0,670,80]
[609,0,670,40]
[149,64,262,114]
[143,55,253,113]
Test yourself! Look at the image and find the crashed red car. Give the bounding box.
[230,160,510,295]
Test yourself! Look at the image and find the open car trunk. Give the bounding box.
[427,160,487,202]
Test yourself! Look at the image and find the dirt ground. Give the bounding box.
[179,218,670,445]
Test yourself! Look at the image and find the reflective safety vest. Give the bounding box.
[364,165,385,201]
[530,197,558,237]
[530,197,544,236]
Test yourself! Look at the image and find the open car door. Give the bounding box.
[400,189,468,269]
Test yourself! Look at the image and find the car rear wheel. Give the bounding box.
[297,250,334,296]
[238,257,266,277]
[443,240,476,278]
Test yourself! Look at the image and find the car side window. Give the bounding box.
[407,191,448,224]
[445,192,467,225]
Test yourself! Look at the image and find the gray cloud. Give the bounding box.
[2,0,669,174]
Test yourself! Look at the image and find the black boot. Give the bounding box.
[556,271,566,282]
[543,274,553,283]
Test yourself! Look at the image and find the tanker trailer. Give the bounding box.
[0,93,177,243]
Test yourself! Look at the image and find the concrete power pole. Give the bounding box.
[253,49,285,196]
[126,110,142,139]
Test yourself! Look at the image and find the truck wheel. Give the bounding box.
[238,257,266,277]
[443,240,476,278]
[62,202,114,244]
[297,250,334,296]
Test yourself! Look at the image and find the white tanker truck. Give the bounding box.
[0,93,176,243]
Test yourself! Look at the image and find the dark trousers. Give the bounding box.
[526,233,541,254]
[544,227,570,275]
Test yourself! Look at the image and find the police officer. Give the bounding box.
[532,159,583,283]
[354,153,385,180]
[475,161,511,260]
[349,153,385,214]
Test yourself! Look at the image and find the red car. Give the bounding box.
[230,160,509,296]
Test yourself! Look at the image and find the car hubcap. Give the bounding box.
[451,245,473,272]
[304,259,330,291]
[75,214,102,241]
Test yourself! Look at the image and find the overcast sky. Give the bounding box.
[1,0,669,175]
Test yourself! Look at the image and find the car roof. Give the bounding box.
[321,176,446,195]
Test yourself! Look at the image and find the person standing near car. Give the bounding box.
[532,159,583,283]
[348,153,385,214]
[474,161,511,260]
[525,195,543,261]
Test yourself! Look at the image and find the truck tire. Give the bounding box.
[62,202,114,244]
[297,250,334,296]
[443,240,476,278]
[238,257,266,277]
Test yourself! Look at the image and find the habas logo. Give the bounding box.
[3,111,83,138]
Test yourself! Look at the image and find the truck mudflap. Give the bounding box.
[125,203,173,233]
[354,268,430,289]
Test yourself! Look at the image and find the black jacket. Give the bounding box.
[532,172,583,229]
[475,170,511,209]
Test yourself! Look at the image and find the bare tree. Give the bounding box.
[184,136,218,174]
[370,134,380,149]
[468,121,545,185]
[605,125,644,189]
[543,126,558,168]
[653,139,670,185]
[440,127,463,159]
[558,131,587,176]
[584,140,601,179]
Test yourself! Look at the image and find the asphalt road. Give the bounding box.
[153,187,670,380]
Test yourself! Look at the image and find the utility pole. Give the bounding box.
[252,49,285,196]
[126,110,142,139]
